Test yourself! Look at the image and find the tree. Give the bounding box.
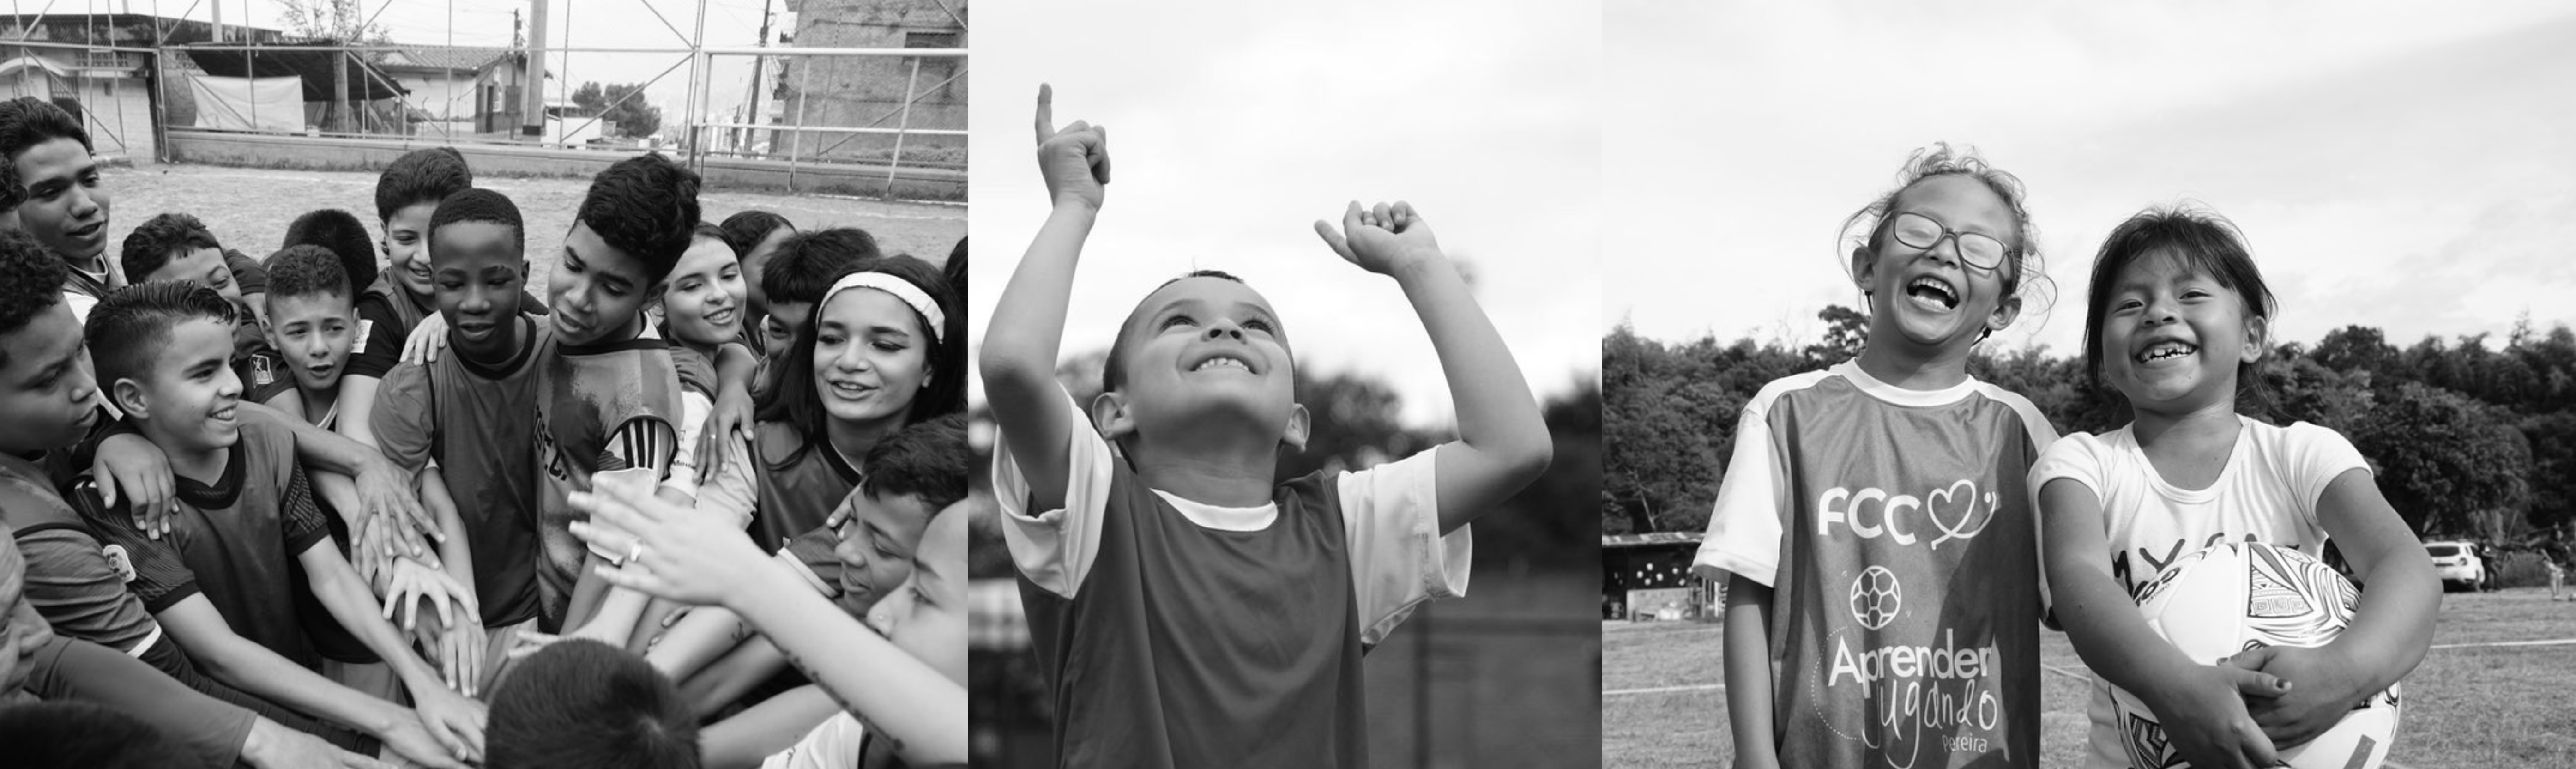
[276,0,390,42]
[2348,381,2532,540]
[572,81,664,139]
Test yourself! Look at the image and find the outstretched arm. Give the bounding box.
[980,84,1110,513]
[1314,202,1551,533]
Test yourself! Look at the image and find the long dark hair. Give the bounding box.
[2081,205,2278,413]
[754,255,964,468]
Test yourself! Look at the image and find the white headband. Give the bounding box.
[821,272,946,344]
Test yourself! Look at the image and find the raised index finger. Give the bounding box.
[1035,83,1056,144]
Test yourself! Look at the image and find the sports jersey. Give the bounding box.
[369,316,550,629]
[0,452,163,660]
[762,713,874,769]
[749,422,861,602]
[531,325,684,627]
[996,387,1466,769]
[346,276,433,380]
[73,417,333,668]
[2028,415,2370,769]
[1693,361,2057,769]
[60,255,109,300]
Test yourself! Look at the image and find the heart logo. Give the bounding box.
[1923,480,1991,550]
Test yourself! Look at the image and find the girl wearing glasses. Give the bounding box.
[1692,144,2060,769]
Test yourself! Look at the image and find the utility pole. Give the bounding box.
[744,0,775,154]
[513,9,523,48]
[520,0,549,139]
[211,0,224,42]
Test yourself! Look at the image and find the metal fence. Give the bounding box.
[1,4,964,200]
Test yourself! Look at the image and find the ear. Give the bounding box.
[1089,390,1136,442]
[1986,293,2023,334]
[2240,314,2269,364]
[110,377,150,421]
[1280,403,1311,452]
[1849,244,1877,293]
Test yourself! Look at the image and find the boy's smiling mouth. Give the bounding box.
[1191,354,1252,373]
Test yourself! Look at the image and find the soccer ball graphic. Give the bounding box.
[2111,542,2401,769]
[1848,566,1903,630]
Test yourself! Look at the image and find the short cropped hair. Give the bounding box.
[759,228,880,307]
[117,213,223,283]
[0,228,67,370]
[428,188,526,253]
[0,97,92,158]
[717,209,793,257]
[281,208,378,291]
[85,281,238,393]
[486,639,700,769]
[861,413,969,511]
[0,155,25,212]
[575,154,700,284]
[0,701,208,769]
[374,147,472,224]
[262,245,352,305]
[1104,269,1266,393]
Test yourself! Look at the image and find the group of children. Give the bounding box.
[0,94,970,769]
[1695,145,2443,769]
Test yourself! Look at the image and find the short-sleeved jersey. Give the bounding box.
[346,276,434,381]
[72,418,332,667]
[761,713,874,769]
[60,256,110,300]
[531,327,684,626]
[231,298,287,401]
[995,387,1466,769]
[2029,416,2370,769]
[0,516,60,696]
[0,452,166,661]
[749,422,860,552]
[1692,362,2057,769]
[371,318,550,629]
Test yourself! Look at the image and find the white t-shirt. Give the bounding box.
[761,713,868,769]
[994,386,1470,648]
[2028,415,2371,769]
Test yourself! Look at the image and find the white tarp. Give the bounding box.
[187,75,303,132]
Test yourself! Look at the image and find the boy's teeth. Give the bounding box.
[1194,357,1247,372]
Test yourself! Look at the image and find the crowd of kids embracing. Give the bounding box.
[0,96,969,769]
[1696,144,2443,769]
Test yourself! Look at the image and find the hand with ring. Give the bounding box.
[568,475,772,607]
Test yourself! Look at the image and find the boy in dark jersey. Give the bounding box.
[76,283,488,765]
[752,228,877,385]
[365,188,555,696]
[530,154,700,636]
[119,212,284,394]
[983,88,1553,768]
[0,230,403,768]
[0,98,114,298]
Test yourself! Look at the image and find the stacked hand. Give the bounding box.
[1036,84,1110,211]
[567,472,772,607]
[1315,200,1444,277]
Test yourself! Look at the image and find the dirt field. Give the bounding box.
[103,163,967,296]
[1604,587,2576,768]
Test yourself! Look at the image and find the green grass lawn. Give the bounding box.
[1605,587,2576,768]
[108,163,967,294]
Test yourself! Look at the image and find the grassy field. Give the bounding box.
[105,163,967,294]
[1604,587,2576,768]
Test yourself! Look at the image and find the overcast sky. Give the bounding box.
[164,0,775,124]
[1608,0,2576,357]
[967,0,1602,426]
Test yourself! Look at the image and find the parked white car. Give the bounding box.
[2424,541,2491,592]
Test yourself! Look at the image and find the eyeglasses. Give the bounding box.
[1887,211,2009,271]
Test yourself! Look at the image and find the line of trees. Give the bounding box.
[1605,307,2576,549]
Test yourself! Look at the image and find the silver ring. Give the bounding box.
[625,540,646,566]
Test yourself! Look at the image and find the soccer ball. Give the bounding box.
[2111,542,2401,769]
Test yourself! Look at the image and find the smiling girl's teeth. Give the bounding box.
[2139,343,2195,362]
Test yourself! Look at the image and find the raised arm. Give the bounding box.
[1314,201,1551,533]
[2039,478,2287,769]
[979,84,1110,513]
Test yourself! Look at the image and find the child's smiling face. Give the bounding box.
[120,318,244,453]
[829,488,935,615]
[2098,251,2265,414]
[1106,276,1300,448]
[1852,175,2021,353]
[660,237,746,347]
